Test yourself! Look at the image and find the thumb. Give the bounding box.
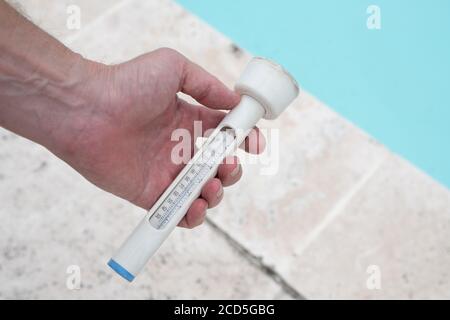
[178,53,240,110]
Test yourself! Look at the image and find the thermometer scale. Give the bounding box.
[108,57,299,281]
[149,129,235,229]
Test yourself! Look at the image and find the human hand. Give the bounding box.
[55,48,265,228]
[0,3,266,228]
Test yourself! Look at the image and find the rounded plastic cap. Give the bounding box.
[235,57,299,120]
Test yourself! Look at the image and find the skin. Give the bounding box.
[0,1,265,228]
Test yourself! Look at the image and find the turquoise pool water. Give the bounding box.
[177,0,450,188]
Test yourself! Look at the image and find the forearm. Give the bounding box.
[0,0,99,152]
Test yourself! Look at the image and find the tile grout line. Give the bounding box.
[205,217,306,300]
[63,0,134,45]
[294,152,389,257]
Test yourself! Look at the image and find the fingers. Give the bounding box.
[192,105,266,154]
[178,157,243,229]
[178,198,208,229]
[179,55,240,110]
[217,156,242,187]
[178,101,268,154]
[177,178,223,229]
[241,127,266,154]
[201,178,223,209]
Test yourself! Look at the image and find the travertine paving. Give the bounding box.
[1,0,449,299]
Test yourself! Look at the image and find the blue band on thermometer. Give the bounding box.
[107,259,135,282]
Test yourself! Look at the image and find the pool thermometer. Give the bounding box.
[108,57,299,281]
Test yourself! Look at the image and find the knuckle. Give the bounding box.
[153,47,184,64]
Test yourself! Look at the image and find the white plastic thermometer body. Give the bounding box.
[108,58,299,281]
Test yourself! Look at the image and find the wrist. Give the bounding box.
[42,56,108,157]
[0,47,106,158]
[0,0,108,157]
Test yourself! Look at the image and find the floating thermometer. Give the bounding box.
[108,57,299,281]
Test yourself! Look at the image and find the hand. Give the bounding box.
[0,2,265,228]
[56,48,265,228]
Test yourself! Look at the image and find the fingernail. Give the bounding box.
[230,164,241,177]
[216,186,223,198]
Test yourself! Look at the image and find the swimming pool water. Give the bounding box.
[177,0,450,189]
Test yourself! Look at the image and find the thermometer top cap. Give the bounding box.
[235,57,299,120]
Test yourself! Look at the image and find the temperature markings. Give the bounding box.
[149,130,235,229]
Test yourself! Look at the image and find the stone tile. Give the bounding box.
[209,94,389,271]
[6,0,125,41]
[285,155,450,299]
[0,128,287,299]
